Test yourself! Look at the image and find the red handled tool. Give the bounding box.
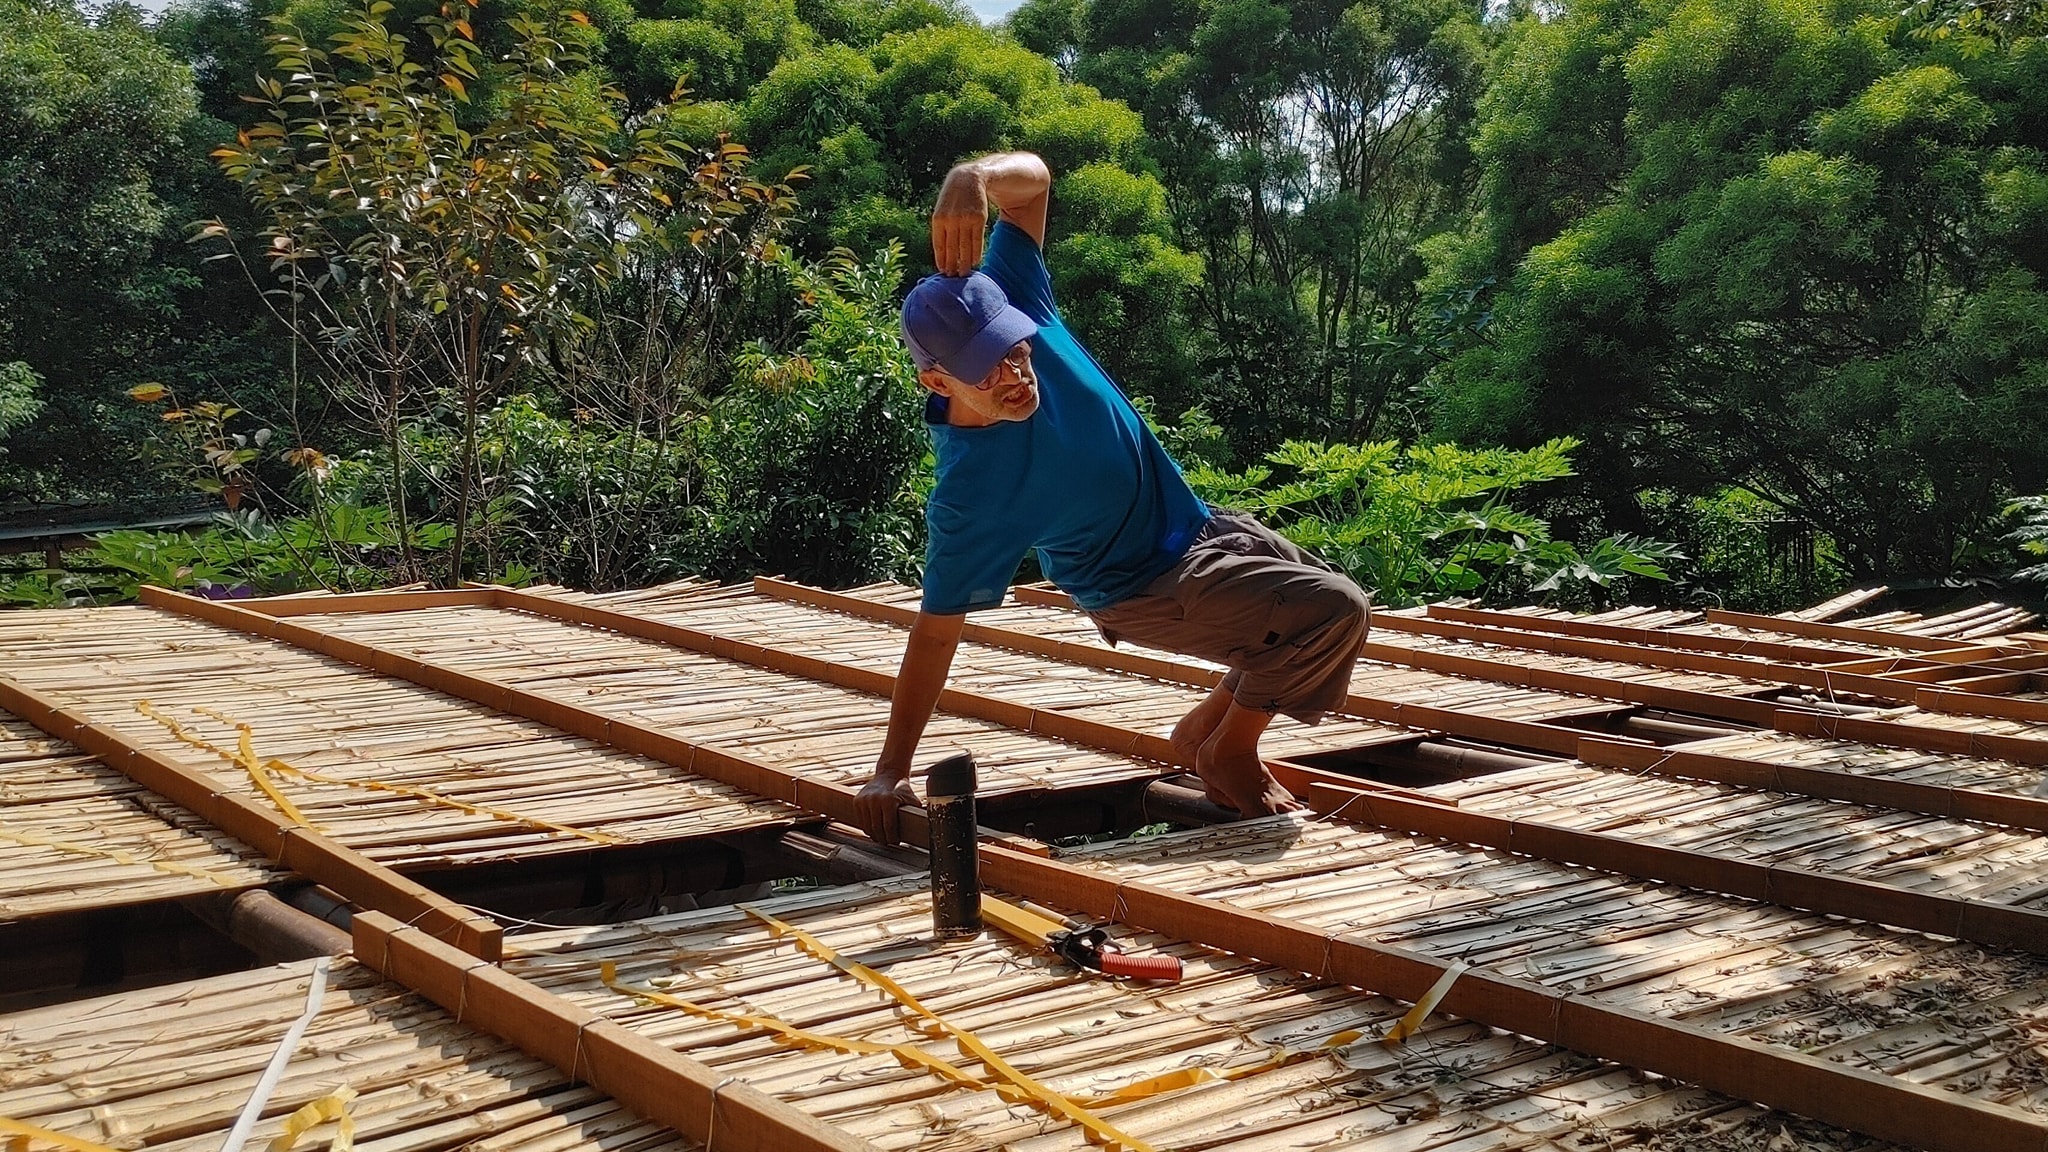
[981,895,1182,981]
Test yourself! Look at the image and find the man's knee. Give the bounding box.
[1302,575,1370,653]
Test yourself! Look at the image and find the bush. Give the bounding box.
[1173,431,1682,608]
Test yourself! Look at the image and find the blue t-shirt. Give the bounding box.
[919,222,1211,614]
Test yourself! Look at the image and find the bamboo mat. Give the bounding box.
[815,581,1663,723]
[0,957,697,1152]
[498,877,1887,1152]
[1066,818,2048,1117]
[1681,730,2048,800]
[1489,605,1905,657]
[0,712,278,921]
[290,604,1177,797]
[1425,760,2048,909]
[827,582,2048,744]
[548,583,1409,757]
[0,607,797,869]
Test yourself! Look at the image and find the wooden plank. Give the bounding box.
[975,844,2048,1152]
[754,576,1622,757]
[0,672,501,960]
[352,910,877,1152]
[1576,735,2048,834]
[1785,586,1888,621]
[1773,708,2048,766]
[1710,607,2031,653]
[1427,603,1868,665]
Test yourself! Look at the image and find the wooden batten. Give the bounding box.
[1709,607,2033,652]
[1426,602,1871,664]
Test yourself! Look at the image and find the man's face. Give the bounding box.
[922,341,1039,425]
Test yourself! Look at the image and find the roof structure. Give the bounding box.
[3,578,2046,1152]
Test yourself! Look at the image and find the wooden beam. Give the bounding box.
[1576,736,2048,834]
[1773,708,2048,766]
[1708,607,2031,653]
[351,910,878,1152]
[755,577,1628,758]
[0,673,501,960]
[976,843,2048,1152]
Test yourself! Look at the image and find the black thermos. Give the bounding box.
[926,751,982,939]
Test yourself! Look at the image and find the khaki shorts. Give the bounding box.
[1088,508,1370,724]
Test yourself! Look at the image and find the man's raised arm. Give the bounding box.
[931,152,1051,276]
[857,609,967,845]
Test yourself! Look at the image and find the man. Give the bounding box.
[855,150,1370,846]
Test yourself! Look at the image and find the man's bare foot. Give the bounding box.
[1196,744,1307,816]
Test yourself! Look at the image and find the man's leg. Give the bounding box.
[1194,699,1304,816]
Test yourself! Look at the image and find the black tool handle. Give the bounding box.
[926,751,982,939]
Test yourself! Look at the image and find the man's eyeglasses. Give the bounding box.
[972,344,1031,391]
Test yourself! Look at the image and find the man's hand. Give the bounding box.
[932,167,990,276]
[856,772,922,847]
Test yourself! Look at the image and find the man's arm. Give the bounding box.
[932,152,1052,276]
[857,609,968,845]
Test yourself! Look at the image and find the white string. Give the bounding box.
[702,1076,737,1150]
[219,956,331,1152]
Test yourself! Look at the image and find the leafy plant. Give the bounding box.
[2007,496,2048,587]
[680,244,927,586]
[1182,434,1682,607]
[204,0,798,586]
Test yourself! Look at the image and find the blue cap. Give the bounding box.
[901,272,1038,384]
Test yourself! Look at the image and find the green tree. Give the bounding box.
[208,0,797,584]
[0,0,206,502]
[1434,0,2048,582]
[1012,0,1491,456]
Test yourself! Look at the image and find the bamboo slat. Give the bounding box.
[0,713,278,921]
[0,606,796,870]
[1057,818,2048,1129]
[0,957,702,1152]
[492,876,1894,1152]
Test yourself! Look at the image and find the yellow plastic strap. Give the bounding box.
[1383,961,1467,1046]
[265,1088,356,1152]
[139,702,624,846]
[0,827,247,887]
[261,759,626,846]
[598,962,993,1093]
[137,701,318,829]
[0,1118,124,1152]
[1074,1027,1366,1107]
[742,906,1159,1152]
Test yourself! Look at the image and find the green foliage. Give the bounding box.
[0,0,212,501]
[2007,495,2048,587]
[1176,433,1680,607]
[1641,487,1849,612]
[0,362,43,448]
[682,245,928,584]
[1435,0,2048,585]
[1014,0,1494,454]
[207,0,798,585]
